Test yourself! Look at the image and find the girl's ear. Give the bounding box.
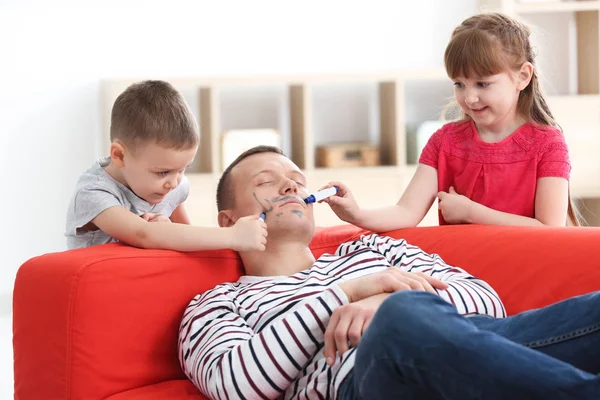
[517,62,534,91]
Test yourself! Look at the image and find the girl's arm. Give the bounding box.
[444,177,569,226]
[324,164,439,231]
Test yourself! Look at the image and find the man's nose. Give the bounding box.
[281,179,299,195]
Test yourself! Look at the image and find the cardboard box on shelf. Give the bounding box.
[316,143,380,168]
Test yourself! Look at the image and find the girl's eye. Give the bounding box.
[477,82,489,88]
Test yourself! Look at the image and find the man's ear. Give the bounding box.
[109,141,127,168]
[517,62,533,91]
[218,210,236,228]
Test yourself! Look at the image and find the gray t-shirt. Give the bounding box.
[65,157,189,249]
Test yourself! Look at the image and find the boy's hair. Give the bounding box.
[110,80,199,151]
[216,146,285,211]
[444,12,556,128]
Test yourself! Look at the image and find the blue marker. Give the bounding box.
[259,213,266,221]
[304,186,339,204]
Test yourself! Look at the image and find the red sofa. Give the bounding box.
[13,225,600,400]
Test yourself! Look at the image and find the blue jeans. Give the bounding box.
[337,291,600,400]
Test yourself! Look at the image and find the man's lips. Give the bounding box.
[281,199,305,207]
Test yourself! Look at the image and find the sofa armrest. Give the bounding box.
[13,243,243,400]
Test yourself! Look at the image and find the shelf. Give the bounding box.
[516,1,600,14]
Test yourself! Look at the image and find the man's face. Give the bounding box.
[225,152,315,237]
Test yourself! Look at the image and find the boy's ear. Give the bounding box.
[218,210,236,228]
[517,62,534,91]
[110,141,127,168]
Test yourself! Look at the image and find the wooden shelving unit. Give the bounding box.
[102,2,600,226]
[515,0,600,13]
[102,70,447,227]
[102,68,448,176]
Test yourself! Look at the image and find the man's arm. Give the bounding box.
[179,284,348,400]
[341,234,506,318]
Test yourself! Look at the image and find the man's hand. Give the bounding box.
[339,269,448,303]
[230,215,268,251]
[141,213,172,223]
[320,181,363,225]
[323,293,389,366]
[437,186,474,224]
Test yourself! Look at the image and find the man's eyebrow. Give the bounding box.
[289,170,306,180]
[251,169,276,178]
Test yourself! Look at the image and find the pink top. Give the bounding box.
[419,120,571,225]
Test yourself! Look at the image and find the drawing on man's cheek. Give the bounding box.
[290,210,304,218]
[253,192,273,216]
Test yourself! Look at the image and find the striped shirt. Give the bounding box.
[179,234,506,400]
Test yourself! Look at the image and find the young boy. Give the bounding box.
[65,80,266,252]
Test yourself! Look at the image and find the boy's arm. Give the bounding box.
[342,234,506,318]
[169,203,191,224]
[92,206,262,251]
[179,285,347,400]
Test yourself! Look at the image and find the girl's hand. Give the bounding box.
[437,186,474,224]
[319,181,362,224]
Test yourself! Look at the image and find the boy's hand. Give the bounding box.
[230,215,268,251]
[319,181,362,224]
[437,186,474,224]
[141,213,172,223]
[323,293,388,365]
[339,269,447,303]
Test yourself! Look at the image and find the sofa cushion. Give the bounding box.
[104,379,204,400]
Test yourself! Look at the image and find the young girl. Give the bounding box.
[324,12,580,229]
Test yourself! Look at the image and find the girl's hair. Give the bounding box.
[443,12,583,225]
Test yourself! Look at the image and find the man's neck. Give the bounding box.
[241,239,316,277]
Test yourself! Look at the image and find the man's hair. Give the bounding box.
[110,80,199,151]
[216,145,285,211]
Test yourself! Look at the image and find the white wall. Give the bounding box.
[0,0,479,310]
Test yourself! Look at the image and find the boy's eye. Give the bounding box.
[453,82,464,88]
[156,171,169,177]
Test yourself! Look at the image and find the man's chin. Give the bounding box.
[268,217,315,241]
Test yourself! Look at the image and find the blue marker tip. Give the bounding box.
[259,213,266,221]
[304,186,339,204]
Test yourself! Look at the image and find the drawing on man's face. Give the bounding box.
[269,195,306,205]
[253,192,274,216]
[290,210,304,218]
[253,192,306,220]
